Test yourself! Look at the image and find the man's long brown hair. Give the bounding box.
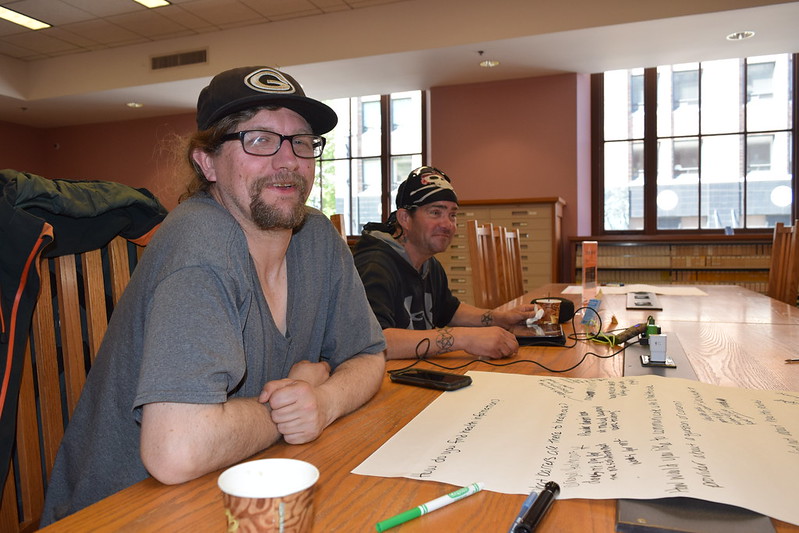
[179,106,276,203]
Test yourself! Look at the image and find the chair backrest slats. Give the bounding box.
[108,236,133,306]
[30,261,63,480]
[787,220,799,306]
[54,254,88,417]
[768,220,799,305]
[504,228,525,301]
[0,463,20,532]
[15,344,45,528]
[768,222,788,300]
[81,249,109,360]
[1,235,144,532]
[492,225,509,304]
[467,220,502,309]
[467,221,527,308]
[330,214,347,240]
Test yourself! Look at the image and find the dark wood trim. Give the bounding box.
[643,67,658,232]
[421,89,429,172]
[590,72,604,235]
[793,53,799,221]
[380,94,392,222]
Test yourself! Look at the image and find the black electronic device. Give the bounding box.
[512,322,567,346]
[389,369,472,391]
[617,497,775,533]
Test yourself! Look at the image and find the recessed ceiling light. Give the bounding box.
[0,6,50,30]
[477,50,499,68]
[726,30,755,41]
[126,102,144,108]
[134,0,171,8]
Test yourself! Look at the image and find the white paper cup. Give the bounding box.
[218,459,319,533]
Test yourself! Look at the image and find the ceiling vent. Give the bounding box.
[151,49,207,70]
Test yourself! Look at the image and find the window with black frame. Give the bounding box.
[595,53,796,234]
[307,91,424,236]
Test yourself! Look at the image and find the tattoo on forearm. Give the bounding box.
[481,311,494,326]
[436,327,454,354]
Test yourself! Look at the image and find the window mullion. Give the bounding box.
[643,67,658,233]
[590,73,605,235]
[793,52,799,222]
[380,94,391,222]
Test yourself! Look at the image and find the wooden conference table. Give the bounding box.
[40,284,799,532]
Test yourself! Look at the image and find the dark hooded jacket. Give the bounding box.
[353,230,460,333]
[0,169,168,488]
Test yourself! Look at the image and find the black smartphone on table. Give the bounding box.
[389,369,472,391]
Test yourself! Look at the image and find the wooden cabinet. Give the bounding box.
[570,237,772,294]
[437,198,565,305]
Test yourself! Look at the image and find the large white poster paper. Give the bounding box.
[353,372,799,525]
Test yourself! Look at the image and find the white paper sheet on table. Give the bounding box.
[561,284,708,296]
[353,371,799,526]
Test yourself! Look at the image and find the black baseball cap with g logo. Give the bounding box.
[196,66,338,134]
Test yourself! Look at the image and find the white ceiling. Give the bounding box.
[0,0,798,128]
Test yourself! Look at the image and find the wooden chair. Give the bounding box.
[504,228,525,301]
[767,220,799,305]
[0,236,144,533]
[466,220,502,309]
[491,225,511,303]
[330,214,347,240]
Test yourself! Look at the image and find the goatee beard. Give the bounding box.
[249,173,308,231]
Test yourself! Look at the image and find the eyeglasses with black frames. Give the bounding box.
[219,130,326,159]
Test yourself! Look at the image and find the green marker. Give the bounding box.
[375,482,485,532]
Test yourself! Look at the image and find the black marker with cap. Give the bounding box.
[513,481,560,533]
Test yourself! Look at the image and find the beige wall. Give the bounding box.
[1,113,195,211]
[429,73,592,250]
[39,114,196,210]
[0,121,49,176]
[1,72,591,271]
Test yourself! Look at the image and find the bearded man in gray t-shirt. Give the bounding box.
[41,66,386,526]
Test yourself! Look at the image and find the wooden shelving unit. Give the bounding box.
[437,198,565,305]
[571,236,772,294]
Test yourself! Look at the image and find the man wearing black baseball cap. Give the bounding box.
[353,166,536,360]
[41,66,385,525]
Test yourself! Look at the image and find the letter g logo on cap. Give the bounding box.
[245,67,296,94]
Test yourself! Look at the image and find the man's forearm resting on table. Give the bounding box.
[314,352,386,423]
[140,353,383,485]
[140,397,279,485]
[383,327,456,359]
[384,306,523,359]
[452,302,537,330]
[449,303,493,328]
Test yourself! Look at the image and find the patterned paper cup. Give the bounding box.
[535,298,561,324]
[218,458,319,533]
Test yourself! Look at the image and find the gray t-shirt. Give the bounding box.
[41,194,385,525]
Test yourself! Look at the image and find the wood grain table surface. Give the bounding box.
[40,284,799,532]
